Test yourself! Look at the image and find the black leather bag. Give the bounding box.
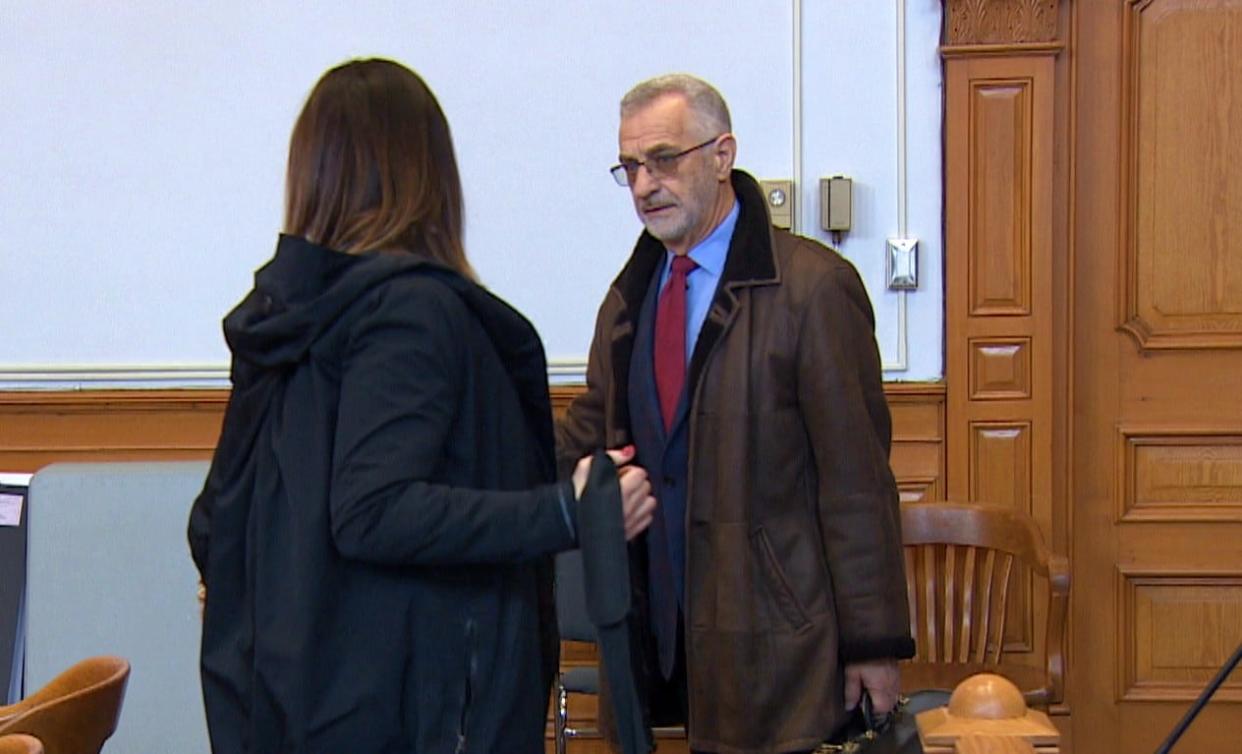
[814,690,946,753]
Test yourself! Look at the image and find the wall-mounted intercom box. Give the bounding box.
[820,175,852,232]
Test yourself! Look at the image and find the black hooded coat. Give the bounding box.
[188,234,576,753]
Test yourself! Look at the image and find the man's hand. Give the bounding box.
[844,659,901,715]
[572,446,656,540]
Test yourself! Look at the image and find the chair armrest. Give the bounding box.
[1044,553,1070,705]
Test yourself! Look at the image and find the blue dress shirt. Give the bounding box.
[656,201,739,361]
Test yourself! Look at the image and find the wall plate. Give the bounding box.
[886,238,918,290]
[760,179,794,229]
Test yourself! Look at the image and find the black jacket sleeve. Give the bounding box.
[329,277,575,566]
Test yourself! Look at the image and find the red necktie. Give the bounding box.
[654,256,698,430]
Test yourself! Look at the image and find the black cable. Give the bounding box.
[1154,640,1242,754]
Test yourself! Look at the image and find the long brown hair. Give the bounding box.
[284,58,475,278]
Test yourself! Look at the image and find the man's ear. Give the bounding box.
[714,133,737,180]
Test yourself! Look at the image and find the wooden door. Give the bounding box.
[1072,1,1242,751]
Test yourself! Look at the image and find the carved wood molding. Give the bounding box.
[944,0,1060,46]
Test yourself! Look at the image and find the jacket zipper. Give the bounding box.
[455,618,477,754]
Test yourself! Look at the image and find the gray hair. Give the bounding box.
[620,73,732,138]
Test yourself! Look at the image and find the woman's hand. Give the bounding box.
[572,446,656,541]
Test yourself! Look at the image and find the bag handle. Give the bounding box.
[813,691,911,753]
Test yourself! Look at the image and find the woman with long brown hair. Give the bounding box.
[188,59,653,753]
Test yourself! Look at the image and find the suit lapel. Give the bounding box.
[630,264,668,447]
[605,233,664,441]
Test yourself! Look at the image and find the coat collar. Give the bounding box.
[609,170,779,316]
[604,170,780,437]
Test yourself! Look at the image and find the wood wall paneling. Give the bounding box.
[969,422,1033,511]
[946,52,1055,528]
[888,384,949,504]
[945,46,1056,676]
[969,338,1032,400]
[969,421,1035,653]
[0,386,943,486]
[969,79,1033,318]
[0,391,228,472]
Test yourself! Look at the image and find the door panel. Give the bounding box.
[1120,0,1242,350]
[1073,1,1242,751]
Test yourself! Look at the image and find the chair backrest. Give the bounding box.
[0,735,44,754]
[0,656,128,754]
[24,462,211,753]
[555,549,596,644]
[901,502,1068,702]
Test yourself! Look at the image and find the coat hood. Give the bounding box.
[220,235,553,460]
[223,234,440,368]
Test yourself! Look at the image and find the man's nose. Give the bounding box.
[630,163,659,198]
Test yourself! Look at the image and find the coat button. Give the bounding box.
[663,476,676,487]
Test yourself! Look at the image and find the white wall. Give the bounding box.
[0,1,942,388]
[800,1,944,378]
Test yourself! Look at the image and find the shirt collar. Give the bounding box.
[667,200,739,277]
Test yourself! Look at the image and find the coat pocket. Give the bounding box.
[753,527,812,633]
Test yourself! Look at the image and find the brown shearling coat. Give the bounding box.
[557,171,914,754]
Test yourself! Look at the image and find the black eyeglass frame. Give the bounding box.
[609,135,725,186]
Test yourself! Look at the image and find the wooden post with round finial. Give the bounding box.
[916,674,1061,753]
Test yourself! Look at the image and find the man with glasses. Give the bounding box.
[558,74,913,753]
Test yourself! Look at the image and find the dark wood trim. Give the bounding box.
[940,42,1064,58]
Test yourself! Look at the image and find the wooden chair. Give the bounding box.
[0,735,44,754]
[0,656,130,754]
[901,502,1069,706]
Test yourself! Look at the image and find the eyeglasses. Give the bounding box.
[609,135,723,187]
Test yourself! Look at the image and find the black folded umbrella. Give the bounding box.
[577,450,646,754]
